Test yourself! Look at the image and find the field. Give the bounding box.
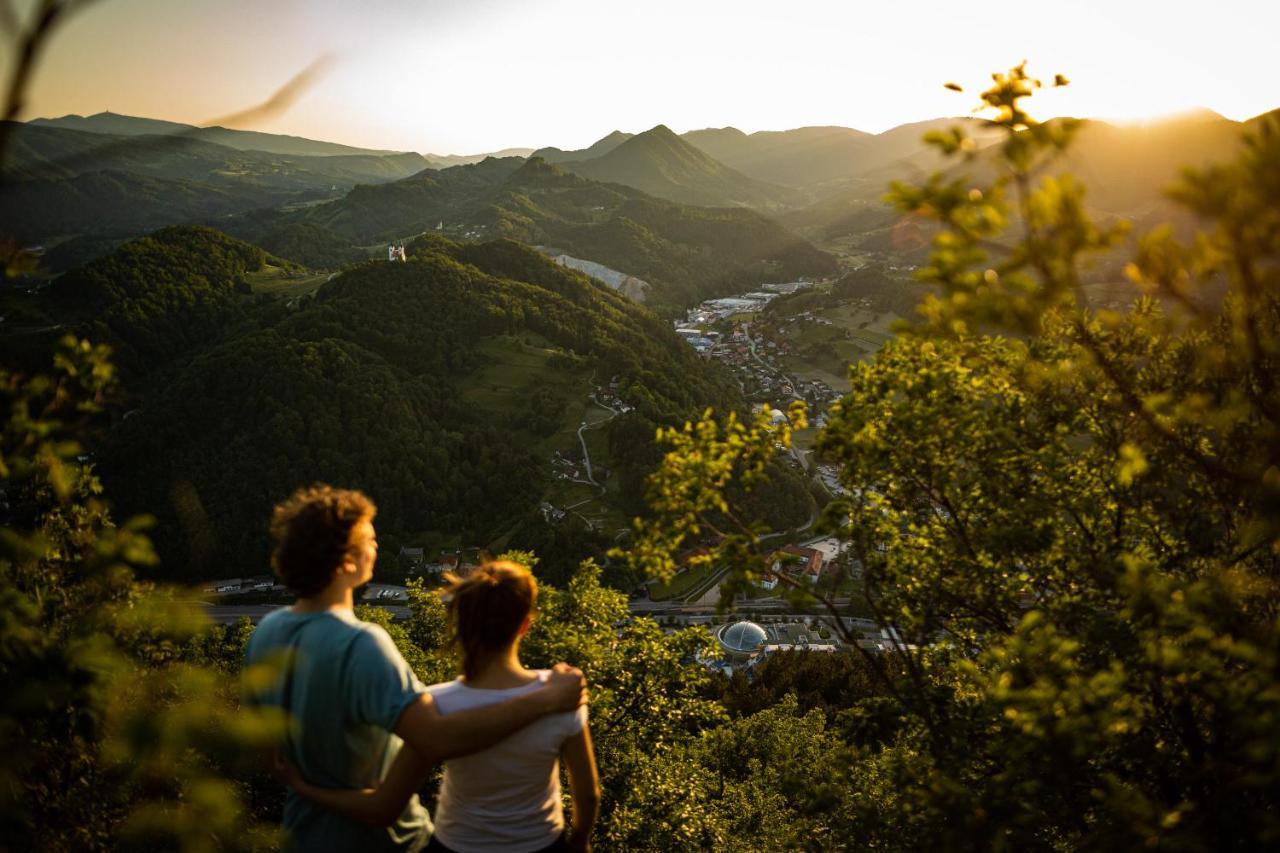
[772,301,901,387]
[246,265,331,297]
[460,335,631,535]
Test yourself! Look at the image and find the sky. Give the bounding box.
[17,0,1280,155]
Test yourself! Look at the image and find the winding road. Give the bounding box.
[561,392,623,527]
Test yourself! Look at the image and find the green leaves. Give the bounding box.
[613,402,807,587]
[0,340,279,850]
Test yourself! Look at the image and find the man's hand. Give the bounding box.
[544,662,587,713]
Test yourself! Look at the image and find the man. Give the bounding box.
[243,485,586,852]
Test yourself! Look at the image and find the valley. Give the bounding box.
[1,104,1264,602]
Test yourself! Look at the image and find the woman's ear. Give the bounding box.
[518,613,533,637]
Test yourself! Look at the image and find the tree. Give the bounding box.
[0,337,284,851]
[616,65,1280,850]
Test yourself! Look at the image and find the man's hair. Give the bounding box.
[270,485,376,598]
[446,561,537,680]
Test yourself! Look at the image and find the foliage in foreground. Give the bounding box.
[620,65,1280,850]
[0,337,285,851]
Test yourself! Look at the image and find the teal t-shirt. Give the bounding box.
[244,608,432,852]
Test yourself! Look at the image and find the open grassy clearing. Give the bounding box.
[458,335,633,525]
[770,301,902,385]
[460,334,584,416]
[246,265,330,297]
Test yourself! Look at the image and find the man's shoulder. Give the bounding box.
[248,609,383,657]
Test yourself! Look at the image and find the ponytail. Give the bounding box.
[444,560,537,680]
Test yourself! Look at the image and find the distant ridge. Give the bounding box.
[227,152,837,308]
[532,130,635,164]
[558,124,797,208]
[679,120,1001,187]
[682,125,872,187]
[426,147,537,167]
[31,111,416,159]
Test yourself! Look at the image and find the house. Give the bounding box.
[398,546,425,567]
[759,572,778,591]
[422,553,460,576]
[771,545,825,584]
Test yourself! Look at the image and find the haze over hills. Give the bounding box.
[426,147,538,167]
[681,125,873,187]
[31,111,417,159]
[532,130,635,164]
[0,120,435,247]
[6,122,432,186]
[30,110,539,166]
[679,118,1006,188]
[229,155,838,311]
[556,125,800,209]
[777,110,1265,254]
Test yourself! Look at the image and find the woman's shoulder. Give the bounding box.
[425,677,466,698]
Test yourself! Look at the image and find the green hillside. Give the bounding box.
[31,227,776,582]
[1,121,433,246]
[0,167,281,244]
[240,156,837,312]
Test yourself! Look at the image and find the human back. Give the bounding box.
[264,553,599,852]
[243,485,431,852]
[426,561,600,853]
[246,608,431,850]
[428,670,587,851]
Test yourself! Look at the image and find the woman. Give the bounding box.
[283,561,600,853]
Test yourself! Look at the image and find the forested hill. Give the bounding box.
[0,226,281,376]
[68,227,751,582]
[234,156,838,313]
[0,120,434,249]
[556,124,800,208]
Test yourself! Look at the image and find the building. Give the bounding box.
[716,620,768,663]
[771,545,825,584]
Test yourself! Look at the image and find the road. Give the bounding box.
[563,392,623,526]
[201,603,409,625]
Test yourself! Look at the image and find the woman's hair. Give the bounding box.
[270,485,376,597]
[445,560,537,680]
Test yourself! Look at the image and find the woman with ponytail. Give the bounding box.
[283,561,601,852]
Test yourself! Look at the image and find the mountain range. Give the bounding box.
[31,111,412,158]
[6,105,1273,287]
[553,125,799,209]
[227,155,838,312]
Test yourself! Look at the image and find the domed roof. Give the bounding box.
[719,620,767,653]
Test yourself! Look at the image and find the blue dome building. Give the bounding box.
[716,620,768,663]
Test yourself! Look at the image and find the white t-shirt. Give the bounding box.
[427,670,587,853]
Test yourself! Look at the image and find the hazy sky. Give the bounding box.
[19,0,1280,155]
